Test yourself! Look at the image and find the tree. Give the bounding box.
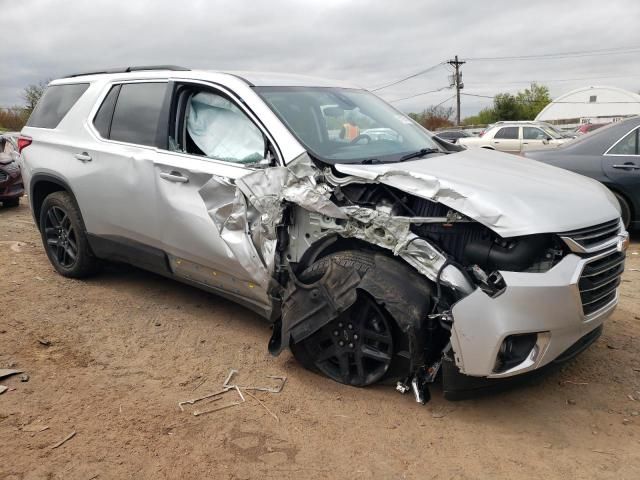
[22,80,49,114]
[462,83,551,124]
[515,83,551,120]
[409,104,454,131]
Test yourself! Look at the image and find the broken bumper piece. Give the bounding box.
[449,250,617,379]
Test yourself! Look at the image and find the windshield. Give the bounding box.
[254,87,442,164]
[541,126,563,139]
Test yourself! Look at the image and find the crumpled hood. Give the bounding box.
[0,153,14,165]
[335,148,620,237]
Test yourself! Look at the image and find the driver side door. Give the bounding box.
[153,82,279,311]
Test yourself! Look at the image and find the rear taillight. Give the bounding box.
[17,136,32,153]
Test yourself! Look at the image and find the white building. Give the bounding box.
[535,86,640,129]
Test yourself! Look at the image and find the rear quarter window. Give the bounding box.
[27,83,90,128]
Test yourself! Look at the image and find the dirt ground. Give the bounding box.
[1,199,639,480]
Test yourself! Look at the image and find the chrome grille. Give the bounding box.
[560,219,621,252]
[579,250,625,316]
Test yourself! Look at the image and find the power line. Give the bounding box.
[468,73,640,87]
[433,94,456,109]
[466,46,640,62]
[370,63,445,92]
[389,86,451,103]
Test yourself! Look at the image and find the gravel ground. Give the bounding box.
[1,199,640,479]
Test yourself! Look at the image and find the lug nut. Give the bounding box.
[353,334,358,340]
[348,343,354,348]
[338,341,344,347]
[333,330,339,336]
[348,324,353,330]
[338,322,343,328]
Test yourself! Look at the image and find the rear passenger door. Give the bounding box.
[79,80,169,270]
[491,126,521,153]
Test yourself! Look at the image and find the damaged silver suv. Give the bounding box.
[19,66,628,401]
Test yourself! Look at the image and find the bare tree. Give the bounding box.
[22,80,49,113]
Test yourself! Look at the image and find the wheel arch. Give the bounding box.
[602,183,635,227]
[30,173,81,230]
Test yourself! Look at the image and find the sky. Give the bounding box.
[2,0,640,118]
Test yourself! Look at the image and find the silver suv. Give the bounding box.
[18,66,628,401]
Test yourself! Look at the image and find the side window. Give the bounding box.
[26,83,89,129]
[180,90,266,164]
[609,128,639,155]
[109,82,168,147]
[494,127,518,139]
[523,127,546,140]
[93,85,120,138]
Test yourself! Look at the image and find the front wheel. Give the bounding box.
[39,191,99,278]
[290,251,405,387]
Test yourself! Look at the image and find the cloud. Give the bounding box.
[3,0,640,117]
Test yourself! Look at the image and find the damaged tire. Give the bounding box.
[290,251,408,387]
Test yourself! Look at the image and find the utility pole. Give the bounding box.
[448,55,466,126]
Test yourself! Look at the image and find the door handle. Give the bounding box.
[612,164,640,170]
[74,152,92,162]
[159,171,189,183]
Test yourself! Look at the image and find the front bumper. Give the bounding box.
[449,247,623,378]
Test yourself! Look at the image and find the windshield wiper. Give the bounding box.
[398,148,443,162]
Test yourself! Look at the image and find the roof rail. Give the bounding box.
[64,65,190,78]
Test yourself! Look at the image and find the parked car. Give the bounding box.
[574,123,607,135]
[435,129,471,143]
[525,116,640,230]
[18,66,627,401]
[487,121,575,139]
[459,122,569,153]
[0,132,24,207]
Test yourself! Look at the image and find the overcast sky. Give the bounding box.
[2,0,640,117]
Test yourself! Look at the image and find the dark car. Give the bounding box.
[0,133,24,207]
[435,129,471,143]
[524,117,640,230]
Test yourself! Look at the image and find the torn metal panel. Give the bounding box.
[270,260,361,355]
[290,205,474,294]
[198,175,271,287]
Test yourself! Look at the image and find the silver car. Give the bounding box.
[459,121,569,153]
[18,66,628,401]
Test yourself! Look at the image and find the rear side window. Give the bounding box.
[494,127,519,139]
[609,128,639,155]
[27,83,89,128]
[93,85,121,138]
[109,82,168,147]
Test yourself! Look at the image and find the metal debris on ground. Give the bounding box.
[0,368,22,379]
[50,430,76,449]
[178,369,286,419]
[20,374,29,382]
[21,424,49,433]
[37,338,51,346]
[0,385,7,395]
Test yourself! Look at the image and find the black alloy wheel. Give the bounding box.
[39,191,99,278]
[44,205,78,268]
[299,291,395,386]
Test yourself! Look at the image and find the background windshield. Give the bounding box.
[255,87,441,164]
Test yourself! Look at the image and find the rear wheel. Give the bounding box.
[290,251,404,387]
[613,191,631,230]
[39,191,99,278]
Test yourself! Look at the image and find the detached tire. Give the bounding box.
[613,192,631,230]
[290,251,407,387]
[39,191,99,278]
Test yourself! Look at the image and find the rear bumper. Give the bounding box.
[442,325,603,400]
[0,165,24,200]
